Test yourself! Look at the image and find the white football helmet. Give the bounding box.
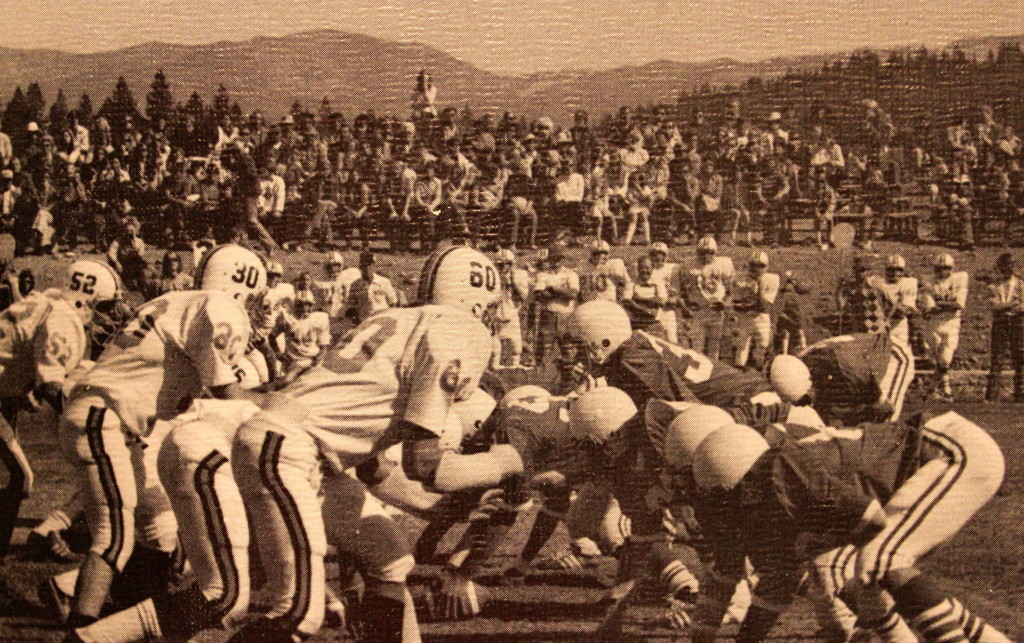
[452,387,497,441]
[769,354,812,403]
[662,404,735,470]
[64,260,122,323]
[194,243,268,307]
[567,387,637,443]
[692,424,770,491]
[418,245,501,319]
[565,300,633,365]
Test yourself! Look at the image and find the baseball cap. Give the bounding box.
[933,253,954,269]
[267,261,284,276]
[697,236,718,253]
[750,251,769,266]
[885,254,906,270]
[649,241,669,255]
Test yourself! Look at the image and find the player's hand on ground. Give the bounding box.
[435,573,489,620]
[666,595,694,631]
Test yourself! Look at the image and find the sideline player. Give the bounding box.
[730,250,779,369]
[271,289,331,382]
[771,331,914,425]
[225,246,524,642]
[685,414,1011,643]
[0,260,118,560]
[919,253,967,399]
[679,235,733,359]
[648,242,680,343]
[58,243,266,629]
[869,254,918,348]
[578,240,630,304]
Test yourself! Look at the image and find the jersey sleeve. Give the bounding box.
[402,312,493,437]
[34,307,85,386]
[183,294,252,390]
[952,272,969,307]
[315,313,332,347]
[760,273,781,306]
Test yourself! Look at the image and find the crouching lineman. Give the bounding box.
[920,253,968,400]
[59,243,266,631]
[684,413,1011,643]
[770,330,914,426]
[0,260,117,560]
[224,246,525,643]
[67,350,268,643]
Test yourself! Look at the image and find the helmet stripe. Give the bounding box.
[418,245,460,305]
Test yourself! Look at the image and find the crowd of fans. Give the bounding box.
[0,71,1023,273]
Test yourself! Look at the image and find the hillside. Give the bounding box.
[0,29,1020,122]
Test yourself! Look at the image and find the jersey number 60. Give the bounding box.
[469,262,498,292]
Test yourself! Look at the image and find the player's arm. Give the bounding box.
[185,294,259,402]
[31,314,86,412]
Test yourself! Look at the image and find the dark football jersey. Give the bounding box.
[800,333,891,412]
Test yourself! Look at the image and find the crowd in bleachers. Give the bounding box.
[1,70,1023,274]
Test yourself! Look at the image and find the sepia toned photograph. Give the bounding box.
[0,1,1018,641]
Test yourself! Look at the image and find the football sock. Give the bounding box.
[949,598,1012,643]
[890,574,968,643]
[71,598,161,643]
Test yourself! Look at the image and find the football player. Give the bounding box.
[492,248,531,369]
[224,245,523,643]
[730,251,779,369]
[685,414,1011,643]
[648,241,680,343]
[64,347,269,643]
[772,331,914,425]
[271,289,331,382]
[59,243,265,630]
[0,260,118,560]
[578,239,630,304]
[678,235,733,359]
[869,254,918,348]
[919,253,968,399]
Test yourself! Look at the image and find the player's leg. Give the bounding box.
[856,412,1009,643]
[29,488,86,561]
[734,317,754,368]
[878,339,915,421]
[323,474,418,642]
[0,405,31,559]
[937,319,960,398]
[228,409,326,642]
[60,397,140,626]
[752,312,773,370]
[70,416,256,643]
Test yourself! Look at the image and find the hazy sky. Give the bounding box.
[1,0,1022,74]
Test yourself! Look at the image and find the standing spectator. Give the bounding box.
[532,250,579,364]
[755,156,790,247]
[157,250,193,293]
[0,129,12,169]
[648,241,680,343]
[493,248,531,368]
[622,255,667,337]
[696,158,724,239]
[221,141,278,253]
[196,164,222,242]
[812,165,837,249]
[271,290,331,383]
[345,251,397,325]
[920,253,968,400]
[680,235,734,358]
[731,250,780,369]
[774,270,811,355]
[667,156,700,241]
[986,252,1024,402]
[258,164,286,229]
[585,152,616,242]
[622,171,653,246]
[411,161,442,252]
[105,216,147,293]
[163,162,200,247]
[384,154,416,252]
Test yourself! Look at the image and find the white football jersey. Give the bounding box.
[314,267,361,319]
[281,305,493,472]
[72,291,251,437]
[0,289,87,397]
[649,262,679,297]
[257,281,295,333]
[869,275,918,314]
[683,256,735,306]
[580,258,630,302]
[281,311,331,360]
[732,272,781,314]
[922,271,968,321]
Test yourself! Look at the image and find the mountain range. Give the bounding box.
[0,29,1019,123]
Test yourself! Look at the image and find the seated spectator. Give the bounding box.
[552,158,585,238]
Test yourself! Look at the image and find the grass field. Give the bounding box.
[0,241,1021,641]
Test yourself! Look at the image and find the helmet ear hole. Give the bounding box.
[601,339,611,348]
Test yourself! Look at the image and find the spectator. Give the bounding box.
[221,141,278,253]
[696,158,724,238]
[106,216,147,293]
[493,248,531,368]
[345,251,397,325]
[411,161,442,252]
[986,252,1024,402]
[622,171,653,246]
[552,158,585,237]
[157,250,193,293]
[773,270,811,355]
[502,160,537,249]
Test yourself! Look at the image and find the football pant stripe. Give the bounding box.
[86,406,125,568]
[871,429,966,582]
[884,341,911,415]
[193,450,238,616]
[828,545,857,600]
[258,431,312,631]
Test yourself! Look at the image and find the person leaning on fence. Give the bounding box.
[985,252,1024,402]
